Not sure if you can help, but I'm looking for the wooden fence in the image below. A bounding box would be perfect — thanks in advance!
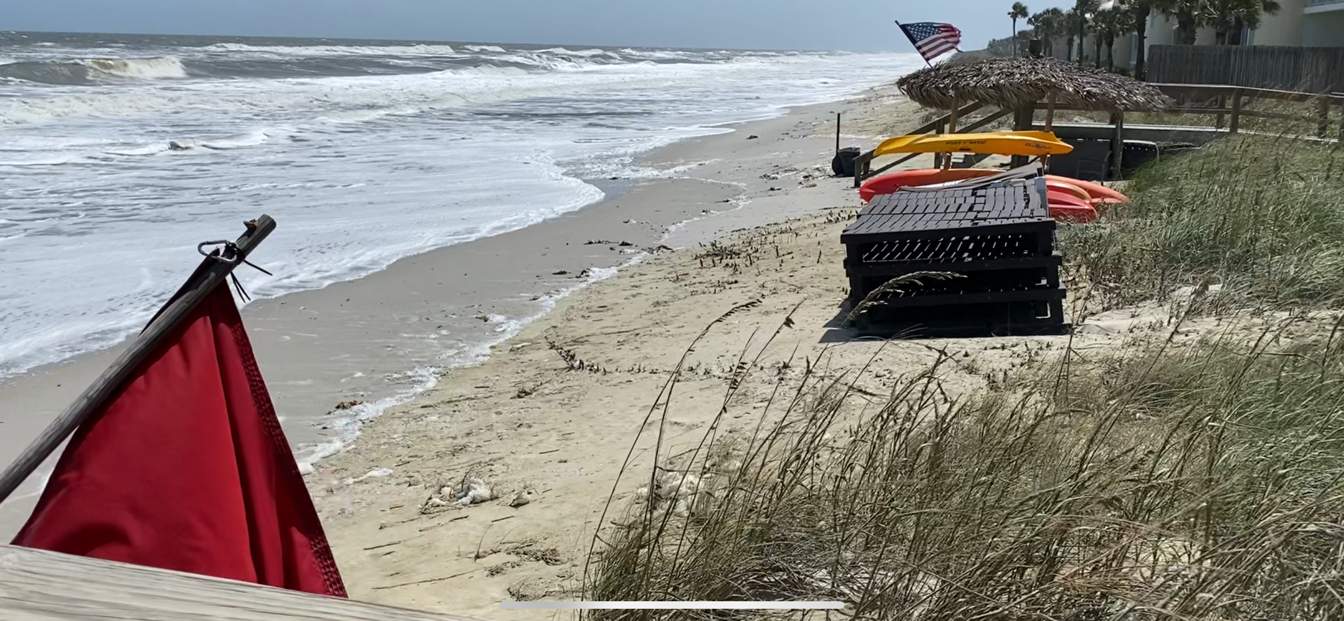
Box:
[1147,45,1344,94]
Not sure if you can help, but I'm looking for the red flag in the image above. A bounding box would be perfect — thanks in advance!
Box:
[12,285,345,597]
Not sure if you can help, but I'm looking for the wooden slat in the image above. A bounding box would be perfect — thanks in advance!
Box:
[0,544,480,621]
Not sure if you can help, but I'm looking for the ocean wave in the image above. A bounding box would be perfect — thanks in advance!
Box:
[0,56,187,84]
[464,44,507,53]
[200,128,272,149]
[534,47,618,58]
[202,42,460,57]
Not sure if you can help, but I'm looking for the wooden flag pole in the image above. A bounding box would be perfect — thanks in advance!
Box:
[0,215,277,504]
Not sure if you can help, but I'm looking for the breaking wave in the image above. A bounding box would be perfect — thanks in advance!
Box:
[0,56,187,84]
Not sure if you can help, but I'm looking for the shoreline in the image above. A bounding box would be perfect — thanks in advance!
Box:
[0,86,914,538]
[303,86,934,618]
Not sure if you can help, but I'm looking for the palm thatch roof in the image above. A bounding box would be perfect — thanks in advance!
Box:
[897,57,1168,112]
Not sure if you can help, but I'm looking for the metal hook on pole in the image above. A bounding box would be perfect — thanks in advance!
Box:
[0,215,277,504]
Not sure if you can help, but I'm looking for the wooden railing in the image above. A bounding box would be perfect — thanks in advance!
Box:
[853,102,1008,187]
[853,83,1343,185]
[0,543,481,620]
[1151,83,1344,138]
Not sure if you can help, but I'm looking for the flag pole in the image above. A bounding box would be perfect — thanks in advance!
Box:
[0,215,277,504]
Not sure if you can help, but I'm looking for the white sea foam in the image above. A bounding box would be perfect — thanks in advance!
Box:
[202,42,461,57]
[200,128,273,150]
[295,365,441,475]
[83,56,187,80]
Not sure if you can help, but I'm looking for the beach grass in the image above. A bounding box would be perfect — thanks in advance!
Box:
[583,315,1344,619]
[1060,135,1344,311]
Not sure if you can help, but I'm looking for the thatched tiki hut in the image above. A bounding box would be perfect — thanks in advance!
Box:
[889,57,1168,176]
[896,57,1168,116]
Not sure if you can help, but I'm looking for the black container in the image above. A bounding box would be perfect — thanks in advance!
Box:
[832,147,861,177]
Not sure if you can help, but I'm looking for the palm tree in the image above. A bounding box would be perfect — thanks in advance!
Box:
[1009,2,1030,56]
[1029,7,1068,57]
[1125,0,1167,80]
[1028,11,1048,56]
[1092,6,1136,69]
[1208,0,1281,44]
[1070,1,1099,65]
[1160,0,1203,45]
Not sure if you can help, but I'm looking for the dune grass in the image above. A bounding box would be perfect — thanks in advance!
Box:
[581,130,1344,618]
[1060,136,1344,311]
[584,314,1344,619]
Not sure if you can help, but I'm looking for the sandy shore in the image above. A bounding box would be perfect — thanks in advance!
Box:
[295,88,1179,618]
[0,82,1172,619]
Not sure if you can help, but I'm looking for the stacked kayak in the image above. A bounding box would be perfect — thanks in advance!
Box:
[872,130,1074,158]
[859,168,1130,224]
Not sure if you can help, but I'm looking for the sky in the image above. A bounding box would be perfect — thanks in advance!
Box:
[3,0,1071,52]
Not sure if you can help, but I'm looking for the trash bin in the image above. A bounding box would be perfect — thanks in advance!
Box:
[832,147,861,178]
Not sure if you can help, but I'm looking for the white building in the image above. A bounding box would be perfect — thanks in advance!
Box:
[1261,0,1344,47]
[1057,0,1344,72]
[1137,0,1344,59]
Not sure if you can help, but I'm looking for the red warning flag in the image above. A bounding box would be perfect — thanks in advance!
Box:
[12,285,345,597]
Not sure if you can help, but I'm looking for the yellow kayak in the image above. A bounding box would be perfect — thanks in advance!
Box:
[873,130,1073,157]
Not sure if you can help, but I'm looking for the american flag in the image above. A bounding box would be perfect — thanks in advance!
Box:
[898,22,962,63]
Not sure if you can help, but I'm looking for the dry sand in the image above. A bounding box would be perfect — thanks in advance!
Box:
[302,88,1177,619]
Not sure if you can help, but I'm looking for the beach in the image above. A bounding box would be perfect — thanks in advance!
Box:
[0,34,921,536]
[294,89,1167,618]
[0,70,1174,616]
[1,71,946,603]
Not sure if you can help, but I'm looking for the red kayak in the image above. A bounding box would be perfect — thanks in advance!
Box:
[1047,190,1098,223]
[859,168,1107,224]
[857,168,998,202]
[862,169,1130,202]
[1054,177,1129,204]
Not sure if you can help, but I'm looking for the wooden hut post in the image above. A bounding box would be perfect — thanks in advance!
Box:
[1011,103,1036,168]
[940,103,960,170]
[1042,92,1057,173]
[1229,88,1243,134]
[1109,111,1125,180]
[1316,96,1330,139]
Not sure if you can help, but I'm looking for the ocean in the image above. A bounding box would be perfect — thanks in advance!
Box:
[0,31,920,377]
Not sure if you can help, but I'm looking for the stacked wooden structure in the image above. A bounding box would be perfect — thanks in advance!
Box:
[842,166,1067,337]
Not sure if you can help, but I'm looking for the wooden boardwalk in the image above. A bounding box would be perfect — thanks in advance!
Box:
[0,544,480,621]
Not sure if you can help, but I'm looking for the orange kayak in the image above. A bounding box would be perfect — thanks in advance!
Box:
[1050,177,1130,204]
[1046,178,1091,202]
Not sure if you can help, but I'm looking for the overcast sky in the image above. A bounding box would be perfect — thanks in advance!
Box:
[4,0,1071,51]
